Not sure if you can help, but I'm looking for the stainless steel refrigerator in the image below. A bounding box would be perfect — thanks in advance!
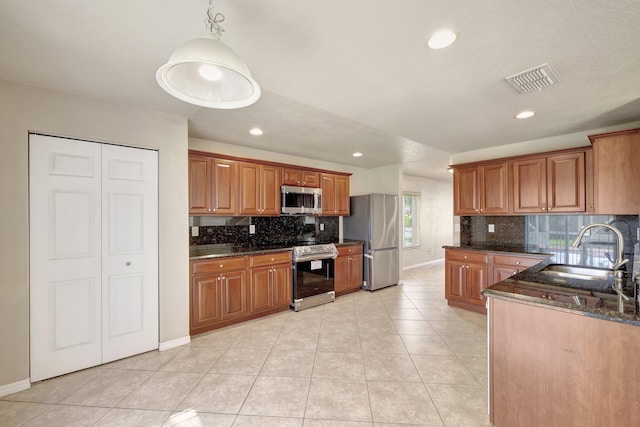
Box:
[343,194,400,291]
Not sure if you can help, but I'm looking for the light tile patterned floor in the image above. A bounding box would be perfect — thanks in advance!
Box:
[1,262,491,426]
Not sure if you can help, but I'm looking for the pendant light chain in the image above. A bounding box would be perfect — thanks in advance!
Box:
[205,0,225,40]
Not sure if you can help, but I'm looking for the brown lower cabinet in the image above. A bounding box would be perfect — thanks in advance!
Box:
[335,244,363,295]
[190,252,292,335]
[445,249,547,314]
[488,297,640,427]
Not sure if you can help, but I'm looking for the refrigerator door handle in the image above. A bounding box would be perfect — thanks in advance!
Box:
[364,254,373,259]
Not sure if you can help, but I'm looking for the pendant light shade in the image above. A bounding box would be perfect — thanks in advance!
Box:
[156,37,260,109]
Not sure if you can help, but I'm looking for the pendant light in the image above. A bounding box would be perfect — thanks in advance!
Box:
[156,1,260,109]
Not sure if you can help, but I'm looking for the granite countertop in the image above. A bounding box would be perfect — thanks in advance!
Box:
[190,239,365,261]
[482,256,640,327]
[443,243,552,257]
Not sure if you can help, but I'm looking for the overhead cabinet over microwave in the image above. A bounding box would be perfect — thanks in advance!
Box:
[188,150,351,216]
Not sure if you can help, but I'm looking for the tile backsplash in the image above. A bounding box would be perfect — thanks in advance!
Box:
[461,214,640,270]
[189,216,339,246]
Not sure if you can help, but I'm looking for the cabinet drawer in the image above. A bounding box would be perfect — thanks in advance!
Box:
[493,255,544,268]
[250,251,292,267]
[446,250,488,264]
[337,245,363,256]
[192,256,248,275]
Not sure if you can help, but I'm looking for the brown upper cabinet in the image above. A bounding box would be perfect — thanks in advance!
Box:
[189,155,237,215]
[513,151,586,213]
[452,147,591,216]
[453,161,509,215]
[238,162,281,216]
[321,173,350,216]
[589,128,640,214]
[282,167,320,188]
[189,150,351,216]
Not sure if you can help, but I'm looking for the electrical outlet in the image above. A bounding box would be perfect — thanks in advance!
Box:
[249,224,256,234]
[488,224,495,233]
[191,226,199,237]
[320,223,325,231]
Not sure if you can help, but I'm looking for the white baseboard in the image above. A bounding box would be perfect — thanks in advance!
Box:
[403,258,445,271]
[0,378,31,397]
[159,335,190,351]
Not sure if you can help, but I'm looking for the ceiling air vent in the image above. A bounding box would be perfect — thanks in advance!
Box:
[505,63,559,93]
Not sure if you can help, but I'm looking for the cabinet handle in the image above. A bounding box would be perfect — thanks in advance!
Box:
[125,261,131,266]
[207,208,211,212]
[541,207,546,211]
[219,264,224,268]
[516,261,520,265]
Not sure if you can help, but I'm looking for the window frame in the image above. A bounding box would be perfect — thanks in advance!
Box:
[402,192,420,249]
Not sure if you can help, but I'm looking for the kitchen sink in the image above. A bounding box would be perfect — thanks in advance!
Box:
[539,264,614,281]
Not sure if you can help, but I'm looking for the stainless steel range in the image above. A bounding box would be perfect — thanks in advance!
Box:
[291,243,338,311]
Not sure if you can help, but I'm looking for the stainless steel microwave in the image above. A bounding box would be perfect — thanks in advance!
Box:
[281,185,322,215]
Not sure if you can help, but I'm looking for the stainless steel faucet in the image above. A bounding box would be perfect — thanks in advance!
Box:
[571,223,629,312]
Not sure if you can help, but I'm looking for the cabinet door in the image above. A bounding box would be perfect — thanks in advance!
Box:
[260,165,281,215]
[321,174,335,214]
[513,157,547,213]
[334,255,350,293]
[547,152,585,212]
[301,171,320,187]
[453,166,479,215]
[334,175,350,215]
[250,266,273,314]
[189,156,212,214]
[272,263,292,307]
[466,263,488,306]
[212,158,237,214]
[493,266,518,284]
[445,260,466,302]
[349,254,363,290]
[480,162,509,214]
[591,129,640,214]
[221,270,247,320]
[282,167,302,186]
[191,275,222,330]
[238,162,260,215]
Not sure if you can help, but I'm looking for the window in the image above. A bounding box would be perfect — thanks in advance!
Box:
[403,193,420,248]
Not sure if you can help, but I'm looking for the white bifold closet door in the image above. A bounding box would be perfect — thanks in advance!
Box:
[29,134,158,382]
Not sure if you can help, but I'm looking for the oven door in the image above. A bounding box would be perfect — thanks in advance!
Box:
[293,258,335,299]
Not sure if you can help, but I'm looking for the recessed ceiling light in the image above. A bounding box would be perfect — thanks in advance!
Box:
[249,128,263,136]
[515,111,535,119]
[352,152,363,157]
[427,30,457,49]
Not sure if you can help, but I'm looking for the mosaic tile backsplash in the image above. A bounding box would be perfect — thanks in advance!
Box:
[189,216,339,247]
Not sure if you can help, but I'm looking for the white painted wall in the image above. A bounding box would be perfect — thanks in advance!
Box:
[401,175,454,269]
[0,79,189,390]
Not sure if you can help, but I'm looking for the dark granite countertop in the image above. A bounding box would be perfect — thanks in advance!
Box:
[482,256,640,327]
[443,243,552,257]
[190,240,365,261]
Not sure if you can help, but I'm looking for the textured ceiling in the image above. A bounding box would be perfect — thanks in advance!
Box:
[1,0,639,181]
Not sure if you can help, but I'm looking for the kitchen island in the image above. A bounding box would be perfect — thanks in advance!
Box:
[483,258,640,427]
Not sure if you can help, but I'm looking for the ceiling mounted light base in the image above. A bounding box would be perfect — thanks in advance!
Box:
[505,63,559,94]
[156,37,260,109]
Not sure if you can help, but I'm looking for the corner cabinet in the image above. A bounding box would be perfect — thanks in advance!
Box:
[589,127,640,214]
[445,249,489,313]
[238,162,281,216]
[453,161,509,215]
[321,173,350,216]
[188,155,237,215]
[335,244,363,295]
